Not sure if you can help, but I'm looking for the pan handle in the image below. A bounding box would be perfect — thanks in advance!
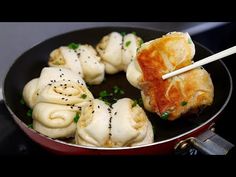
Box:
[175,130,234,155]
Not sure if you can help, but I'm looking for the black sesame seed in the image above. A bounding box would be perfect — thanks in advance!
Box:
[62,98,65,100]
[89,105,92,107]
[66,104,70,106]
[54,80,56,82]
[98,105,100,109]
[92,111,95,114]
[114,112,117,115]
[59,69,62,71]
[77,53,81,57]
[71,106,73,109]
[48,84,52,86]
[109,133,112,136]
[50,80,53,82]
[59,93,62,94]
[60,84,63,86]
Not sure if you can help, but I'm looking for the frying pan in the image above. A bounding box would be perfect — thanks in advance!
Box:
[2,26,234,155]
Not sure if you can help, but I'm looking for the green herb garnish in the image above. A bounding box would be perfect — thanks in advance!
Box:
[104,100,111,106]
[112,86,125,95]
[139,39,144,46]
[132,98,143,107]
[68,42,80,50]
[132,100,138,107]
[181,101,188,106]
[132,31,137,35]
[120,32,126,36]
[26,109,33,117]
[80,94,87,99]
[54,61,61,65]
[125,40,131,47]
[188,38,192,44]
[161,111,169,120]
[99,90,110,98]
[138,98,143,106]
[28,123,33,129]
[20,98,25,105]
[73,113,80,123]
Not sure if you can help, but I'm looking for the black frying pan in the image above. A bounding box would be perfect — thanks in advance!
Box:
[2,27,233,155]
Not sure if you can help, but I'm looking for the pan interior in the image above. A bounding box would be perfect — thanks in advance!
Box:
[3,27,232,143]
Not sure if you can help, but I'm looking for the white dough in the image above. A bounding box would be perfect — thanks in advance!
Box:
[75,99,110,147]
[97,32,142,74]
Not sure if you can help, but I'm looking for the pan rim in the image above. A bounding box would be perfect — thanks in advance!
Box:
[2,26,233,151]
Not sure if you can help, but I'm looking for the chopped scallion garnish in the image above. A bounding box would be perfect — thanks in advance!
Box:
[68,42,80,50]
[73,113,80,123]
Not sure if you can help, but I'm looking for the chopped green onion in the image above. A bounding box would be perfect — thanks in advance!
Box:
[113,86,119,94]
[112,86,125,95]
[125,41,131,47]
[68,43,80,50]
[120,32,126,36]
[26,109,33,117]
[139,39,144,46]
[54,61,61,65]
[73,113,80,123]
[99,90,110,98]
[188,38,192,44]
[28,123,33,129]
[120,90,125,95]
[80,94,87,99]
[161,111,169,120]
[181,101,188,106]
[132,100,138,107]
[138,98,143,106]
[20,98,25,105]
[132,31,137,35]
[104,100,111,106]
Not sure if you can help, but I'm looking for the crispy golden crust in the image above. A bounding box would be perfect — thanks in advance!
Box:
[137,32,214,120]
